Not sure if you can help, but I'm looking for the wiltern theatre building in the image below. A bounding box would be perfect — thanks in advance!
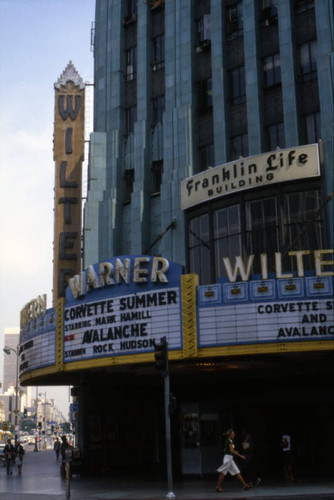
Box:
[19,0,333,479]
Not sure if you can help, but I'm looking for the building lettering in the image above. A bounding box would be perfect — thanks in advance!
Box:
[68,257,170,298]
[64,348,86,359]
[53,63,84,301]
[277,326,333,337]
[20,295,47,328]
[82,323,148,344]
[181,145,320,209]
[223,249,333,283]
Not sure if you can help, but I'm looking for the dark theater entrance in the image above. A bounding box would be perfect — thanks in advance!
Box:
[77,349,333,480]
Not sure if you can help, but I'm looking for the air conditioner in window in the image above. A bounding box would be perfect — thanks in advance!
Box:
[151,160,163,170]
[228,6,238,23]
[152,62,164,71]
[126,65,134,80]
[123,14,136,25]
[151,0,164,10]
[199,39,211,50]
[123,169,134,180]
[262,5,278,23]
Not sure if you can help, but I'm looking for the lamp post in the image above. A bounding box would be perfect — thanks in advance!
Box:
[39,392,47,449]
[3,345,20,447]
[34,386,39,452]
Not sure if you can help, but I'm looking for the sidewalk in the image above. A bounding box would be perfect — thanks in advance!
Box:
[0,449,333,500]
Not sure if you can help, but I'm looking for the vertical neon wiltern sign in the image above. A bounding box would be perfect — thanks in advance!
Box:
[53,62,85,303]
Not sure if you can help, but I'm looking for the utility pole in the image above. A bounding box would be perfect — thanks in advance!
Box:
[154,337,175,499]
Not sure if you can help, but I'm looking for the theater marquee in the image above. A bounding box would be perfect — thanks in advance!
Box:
[19,297,56,377]
[63,256,183,361]
[181,144,320,209]
[197,250,334,347]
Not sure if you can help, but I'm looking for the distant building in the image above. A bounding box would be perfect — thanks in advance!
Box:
[3,327,19,393]
[2,327,30,424]
[0,388,30,427]
[31,397,66,426]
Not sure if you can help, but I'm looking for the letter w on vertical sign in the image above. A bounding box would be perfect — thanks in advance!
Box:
[58,95,81,121]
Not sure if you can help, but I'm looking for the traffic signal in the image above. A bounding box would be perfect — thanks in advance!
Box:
[51,425,54,433]
[154,336,168,375]
[23,408,27,418]
[38,422,42,429]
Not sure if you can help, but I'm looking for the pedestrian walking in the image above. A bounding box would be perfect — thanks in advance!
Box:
[4,438,16,476]
[15,441,25,475]
[54,438,61,461]
[60,435,71,478]
[216,429,251,492]
[281,432,294,480]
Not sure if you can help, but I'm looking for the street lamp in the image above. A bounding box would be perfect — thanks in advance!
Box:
[34,387,39,452]
[39,392,47,449]
[3,345,20,446]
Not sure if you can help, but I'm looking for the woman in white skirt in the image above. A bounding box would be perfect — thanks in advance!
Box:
[216,429,250,492]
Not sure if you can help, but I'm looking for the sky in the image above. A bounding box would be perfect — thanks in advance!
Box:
[0,0,95,417]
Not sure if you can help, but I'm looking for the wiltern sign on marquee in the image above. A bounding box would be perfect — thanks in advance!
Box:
[197,249,334,347]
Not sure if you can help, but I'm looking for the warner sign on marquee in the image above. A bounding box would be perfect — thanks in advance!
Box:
[63,256,183,361]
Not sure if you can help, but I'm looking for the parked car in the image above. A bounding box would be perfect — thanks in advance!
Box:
[27,436,36,445]
[0,443,6,467]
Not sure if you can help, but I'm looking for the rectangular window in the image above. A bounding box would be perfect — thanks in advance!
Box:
[198,144,214,172]
[261,0,278,23]
[123,169,134,203]
[188,215,211,285]
[263,53,281,87]
[152,35,165,70]
[126,47,137,81]
[126,106,137,135]
[231,134,249,160]
[230,66,246,104]
[214,205,242,279]
[266,123,285,150]
[283,190,323,270]
[197,13,211,44]
[151,160,163,195]
[262,0,278,8]
[152,96,165,127]
[198,78,213,113]
[246,197,279,273]
[124,0,137,22]
[226,2,243,37]
[294,0,314,13]
[299,40,317,80]
[304,112,321,144]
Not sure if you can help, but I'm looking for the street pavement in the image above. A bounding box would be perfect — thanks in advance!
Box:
[0,449,333,500]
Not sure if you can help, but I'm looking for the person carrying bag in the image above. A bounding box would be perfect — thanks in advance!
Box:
[4,438,16,475]
[216,429,250,492]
